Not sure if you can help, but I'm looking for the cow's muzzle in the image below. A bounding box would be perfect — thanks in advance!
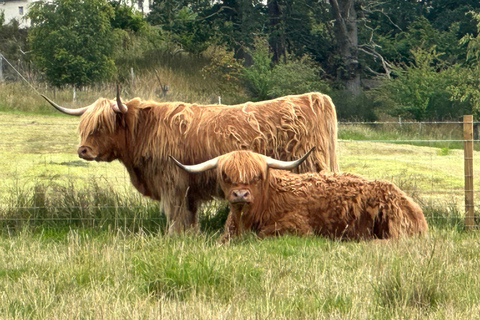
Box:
[77,146,96,161]
[228,189,251,204]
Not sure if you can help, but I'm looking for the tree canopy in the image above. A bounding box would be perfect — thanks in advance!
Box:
[28,0,116,88]
[19,0,480,119]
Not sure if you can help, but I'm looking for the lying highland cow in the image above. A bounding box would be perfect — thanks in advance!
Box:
[170,148,428,242]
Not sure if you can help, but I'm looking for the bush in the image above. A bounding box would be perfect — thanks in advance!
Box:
[331,90,378,121]
[240,38,329,101]
[371,47,467,121]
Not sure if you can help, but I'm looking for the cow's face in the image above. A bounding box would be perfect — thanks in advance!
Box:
[169,147,315,212]
[77,129,119,162]
[217,152,268,211]
[42,88,129,163]
[77,99,126,162]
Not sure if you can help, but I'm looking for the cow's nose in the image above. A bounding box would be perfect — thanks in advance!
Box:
[232,189,250,200]
[78,147,88,157]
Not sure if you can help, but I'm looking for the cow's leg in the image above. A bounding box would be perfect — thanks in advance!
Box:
[162,188,199,234]
[258,214,313,238]
[219,211,241,243]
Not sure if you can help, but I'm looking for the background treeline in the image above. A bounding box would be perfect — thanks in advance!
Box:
[2,0,480,121]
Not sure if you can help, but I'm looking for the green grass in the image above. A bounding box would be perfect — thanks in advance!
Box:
[339,122,480,151]
[1,92,480,318]
[1,229,480,319]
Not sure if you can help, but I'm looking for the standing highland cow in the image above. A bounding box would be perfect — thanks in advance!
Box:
[171,148,428,241]
[43,91,338,233]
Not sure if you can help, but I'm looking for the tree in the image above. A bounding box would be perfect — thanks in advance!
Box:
[240,38,328,101]
[110,1,146,33]
[450,11,480,117]
[266,0,326,63]
[208,0,266,62]
[147,0,217,55]
[0,10,28,67]
[28,0,116,88]
[328,0,361,96]
[372,47,467,120]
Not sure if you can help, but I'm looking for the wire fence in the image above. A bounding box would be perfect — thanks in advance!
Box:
[0,116,479,231]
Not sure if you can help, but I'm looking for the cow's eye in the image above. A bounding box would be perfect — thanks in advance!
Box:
[251,176,261,184]
[221,171,231,184]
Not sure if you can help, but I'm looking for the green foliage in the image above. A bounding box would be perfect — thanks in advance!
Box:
[449,11,480,117]
[169,7,211,54]
[332,91,377,121]
[209,0,266,56]
[372,47,468,120]
[201,46,244,96]
[240,38,328,101]
[28,0,116,88]
[112,23,163,70]
[240,39,274,100]
[268,55,329,98]
[363,2,479,70]
[0,15,29,81]
[109,1,146,32]
[147,0,215,55]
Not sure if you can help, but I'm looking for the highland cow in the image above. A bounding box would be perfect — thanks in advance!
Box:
[43,91,339,233]
[171,148,428,241]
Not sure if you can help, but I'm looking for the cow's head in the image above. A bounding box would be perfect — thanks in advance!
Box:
[170,148,315,210]
[42,86,129,162]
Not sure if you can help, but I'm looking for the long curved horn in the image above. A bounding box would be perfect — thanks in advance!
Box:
[41,94,89,116]
[266,147,316,170]
[116,84,128,114]
[169,155,219,173]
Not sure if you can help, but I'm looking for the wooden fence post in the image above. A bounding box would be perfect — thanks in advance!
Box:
[0,54,4,83]
[463,115,475,229]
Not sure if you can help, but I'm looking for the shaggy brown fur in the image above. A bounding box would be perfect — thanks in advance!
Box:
[212,151,428,242]
[74,93,338,233]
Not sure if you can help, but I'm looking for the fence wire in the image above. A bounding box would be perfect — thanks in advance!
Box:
[0,118,479,230]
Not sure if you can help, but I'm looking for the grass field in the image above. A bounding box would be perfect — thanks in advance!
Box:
[1,228,480,319]
[1,109,480,318]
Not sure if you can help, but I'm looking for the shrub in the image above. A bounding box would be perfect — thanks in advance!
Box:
[371,47,467,121]
[332,90,378,121]
[240,38,329,101]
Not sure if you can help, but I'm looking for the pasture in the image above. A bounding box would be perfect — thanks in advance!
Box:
[1,111,480,319]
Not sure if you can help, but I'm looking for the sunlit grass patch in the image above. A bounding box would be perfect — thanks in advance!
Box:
[338,140,477,212]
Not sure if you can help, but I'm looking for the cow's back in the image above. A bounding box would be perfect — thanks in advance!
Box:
[180,92,338,174]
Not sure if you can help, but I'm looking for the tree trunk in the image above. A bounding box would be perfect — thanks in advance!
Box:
[329,0,361,96]
[267,0,286,63]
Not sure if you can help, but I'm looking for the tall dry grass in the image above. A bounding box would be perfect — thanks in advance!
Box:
[0,49,247,114]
